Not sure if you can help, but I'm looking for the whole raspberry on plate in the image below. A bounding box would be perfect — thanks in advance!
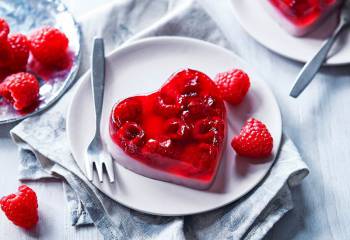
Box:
[215,69,250,105]
[7,33,30,72]
[0,185,39,229]
[29,26,69,67]
[0,72,40,111]
[232,118,273,158]
[0,18,10,40]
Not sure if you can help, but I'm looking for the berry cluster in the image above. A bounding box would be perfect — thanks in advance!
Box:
[214,68,273,158]
[0,18,69,111]
[110,69,226,178]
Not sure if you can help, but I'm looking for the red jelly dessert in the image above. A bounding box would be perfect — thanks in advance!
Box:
[263,0,342,36]
[108,69,226,189]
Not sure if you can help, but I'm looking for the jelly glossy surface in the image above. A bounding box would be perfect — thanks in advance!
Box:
[109,69,226,182]
[269,0,338,27]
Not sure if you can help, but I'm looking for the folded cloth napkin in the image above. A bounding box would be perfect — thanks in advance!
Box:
[10,0,309,239]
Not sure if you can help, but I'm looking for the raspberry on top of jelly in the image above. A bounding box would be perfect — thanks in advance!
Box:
[109,69,226,181]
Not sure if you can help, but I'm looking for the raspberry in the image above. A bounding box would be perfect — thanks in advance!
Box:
[155,93,182,118]
[164,118,190,140]
[181,76,202,96]
[0,69,10,82]
[183,143,217,171]
[7,33,30,72]
[0,38,12,68]
[116,122,145,154]
[111,98,142,129]
[0,185,38,229]
[0,72,40,110]
[232,118,273,158]
[215,69,250,105]
[29,26,69,67]
[0,18,9,40]
[142,137,175,159]
[165,69,214,97]
[192,118,225,144]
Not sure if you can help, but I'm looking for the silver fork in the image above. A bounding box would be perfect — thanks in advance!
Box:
[290,0,350,98]
[86,38,114,183]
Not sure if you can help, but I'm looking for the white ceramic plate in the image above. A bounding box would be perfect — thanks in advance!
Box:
[231,0,350,65]
[67,37,282,216]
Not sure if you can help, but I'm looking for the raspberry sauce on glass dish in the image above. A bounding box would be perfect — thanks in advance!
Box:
[107,69,227,190]
[263,0,343,36]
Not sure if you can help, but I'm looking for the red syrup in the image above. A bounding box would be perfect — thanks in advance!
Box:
[109,69,227,184]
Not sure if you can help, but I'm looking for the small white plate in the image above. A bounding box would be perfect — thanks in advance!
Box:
[67,37,282,216]
[231,0,350,65]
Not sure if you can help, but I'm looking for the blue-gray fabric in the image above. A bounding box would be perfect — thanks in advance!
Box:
[10,0,309,239]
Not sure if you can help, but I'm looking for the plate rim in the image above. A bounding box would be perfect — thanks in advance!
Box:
[67,36,282,216]
[0,0,82,125]
[230,0,349,66]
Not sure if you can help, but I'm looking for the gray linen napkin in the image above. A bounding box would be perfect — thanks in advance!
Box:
[10,0,309,239]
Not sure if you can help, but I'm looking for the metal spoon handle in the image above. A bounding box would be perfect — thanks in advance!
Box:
[91,38,105,136]
[290,23,346,98]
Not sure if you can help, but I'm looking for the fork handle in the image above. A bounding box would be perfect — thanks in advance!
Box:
[91,38,105,136]
[290,22,347,98]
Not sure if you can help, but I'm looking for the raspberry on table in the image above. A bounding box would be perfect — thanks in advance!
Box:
[7,33,30,72]
[215,69,250,105]
[0,185,39,229]
[0,72,40,111]
[29,26,69,67]
[232,118,273,158]
[0,18,10,40]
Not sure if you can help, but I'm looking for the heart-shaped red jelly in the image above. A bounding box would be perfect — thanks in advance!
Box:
[109,69,226,189]
[269,0,339,27]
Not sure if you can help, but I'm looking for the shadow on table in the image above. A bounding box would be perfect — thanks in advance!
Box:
[0,122,18,138]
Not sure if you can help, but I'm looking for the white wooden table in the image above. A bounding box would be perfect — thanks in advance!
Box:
[1,0,350,239]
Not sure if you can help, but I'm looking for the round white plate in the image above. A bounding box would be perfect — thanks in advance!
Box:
[67,37,282,216]
[231,0,350,65]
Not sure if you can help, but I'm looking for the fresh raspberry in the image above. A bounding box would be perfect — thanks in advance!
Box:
[29,26,69,67]
[164,118,190,140]
[232,118,273,158]
[0,18,10,40]
[0,38,12,68]
[0,72,40,111]
[0,185,38,229]
[7,33,30,72]
[215,69,250,105]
